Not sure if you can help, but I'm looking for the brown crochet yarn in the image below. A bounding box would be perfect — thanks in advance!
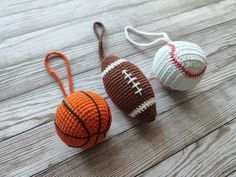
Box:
[93,22,156,122]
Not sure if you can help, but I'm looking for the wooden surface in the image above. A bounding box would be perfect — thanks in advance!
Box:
[0,0,236,176]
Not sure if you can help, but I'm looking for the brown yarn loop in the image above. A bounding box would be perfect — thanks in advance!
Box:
[93,22,106,61]
[44,52,74,98]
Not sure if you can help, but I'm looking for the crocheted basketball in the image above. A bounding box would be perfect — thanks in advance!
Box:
[55,91,112,148]
[94,22,156,122]
[152,41,207,91]
[44,52,112,149]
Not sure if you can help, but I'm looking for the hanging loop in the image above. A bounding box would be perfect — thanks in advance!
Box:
[44,52,74,98]
[93,22,106,61]
[93,22,105,42]
[124,26,171,47]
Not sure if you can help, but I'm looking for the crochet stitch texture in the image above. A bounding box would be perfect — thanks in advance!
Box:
[124,26,207,91]
[44,52,112,148]
[153,41,207,91]
[94,22,156,122]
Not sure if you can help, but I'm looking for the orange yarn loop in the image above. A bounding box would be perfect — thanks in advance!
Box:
[44,51,73,98]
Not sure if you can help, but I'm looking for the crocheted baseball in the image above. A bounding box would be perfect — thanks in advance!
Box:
[44,52,112,148]
[125,26,207,91]
[94,22,156,122]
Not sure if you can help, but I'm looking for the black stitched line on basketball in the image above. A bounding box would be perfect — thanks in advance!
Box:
[54,121,109,139]
[62,99,90,147]
[80,91,102,145]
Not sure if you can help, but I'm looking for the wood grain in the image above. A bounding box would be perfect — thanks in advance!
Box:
[0,0,235,142]
[37,76,236,177]
[0,0,155,40]
[1,67,236,176]
[0,0,235,176]
[0,0,214,67]
[138,119,236,177]
[0,0,68,18]
[0,29,235,141]
[0,43,235,176]
[0,0,232,101]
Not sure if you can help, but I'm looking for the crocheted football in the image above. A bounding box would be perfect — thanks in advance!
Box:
[153,41,207,91]
[94,22,156,122]
[124,26,207,91]
[45,52,112,148]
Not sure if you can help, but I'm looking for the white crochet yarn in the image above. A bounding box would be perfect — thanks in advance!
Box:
[101,58,127,77]
[122,69,142,96]
[124,26,207,91]
[153,41,207,90]
[129,97,156,118]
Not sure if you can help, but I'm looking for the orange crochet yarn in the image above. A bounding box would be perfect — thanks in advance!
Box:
[45,52,112,148]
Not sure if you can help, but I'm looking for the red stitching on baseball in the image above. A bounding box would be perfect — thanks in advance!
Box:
[167,44,206,78]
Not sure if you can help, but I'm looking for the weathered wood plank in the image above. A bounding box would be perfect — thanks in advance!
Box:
[0,0,215,67]
[0,45,236,176]
[1,32,236,175]
[138,119,236,177]
[1,63,236,177]
[0,15,235,141]
[0,1,235,176]
[0,0,233,102]
[0,0,68,18]
[0,0,155,40]
[0,100,134,177]
[0,0,222,42]
[0,17,235,145]
[36,76,236,177]
[1,41,235,177]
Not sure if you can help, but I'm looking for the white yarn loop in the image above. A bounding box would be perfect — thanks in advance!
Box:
[124,26,207,91]
[124,26,171,47]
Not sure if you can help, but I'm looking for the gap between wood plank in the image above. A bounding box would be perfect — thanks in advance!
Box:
[0,3,234,106]
[0,0,75,18]
[0,0,225,70]
[135,117,236,177]
[0,0,155,41]
[32,82,220,176]
[0,63,234,176]
[0,31,235,142]
[35,75,236,177]
[0,23,235,142]
[0,1,234,107]
[23,66,232,175]
[0,0,219,42]
[0,15,234,104]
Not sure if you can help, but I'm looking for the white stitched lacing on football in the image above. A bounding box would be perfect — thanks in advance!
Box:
[129,97,156,118]
[122,69,142,96]
[102,59,127,77]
